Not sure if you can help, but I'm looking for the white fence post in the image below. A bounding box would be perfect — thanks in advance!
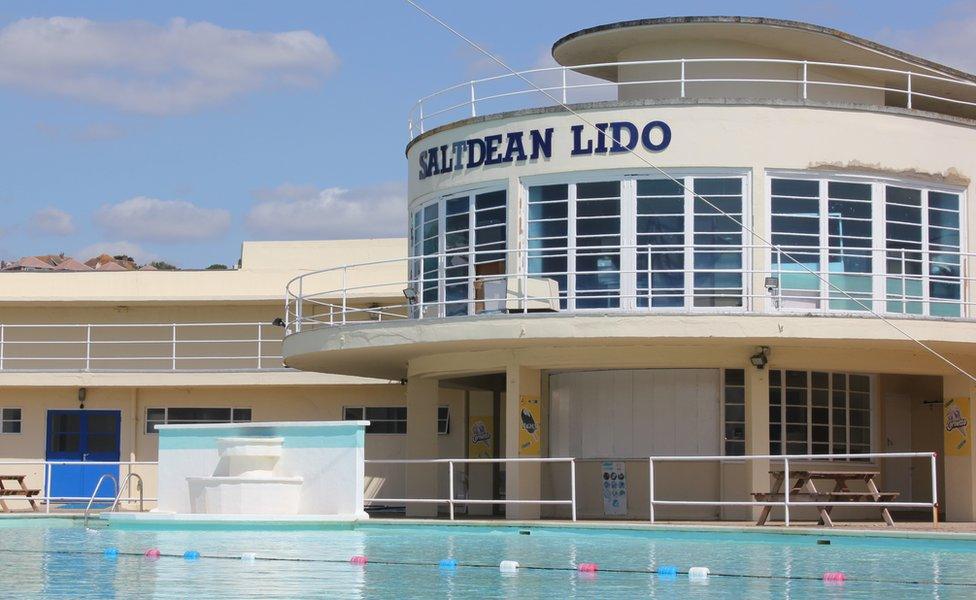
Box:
[680,59,686,98]
[85,324,92,371]
[256,323,263,370]
[802,61,808,99]
[0,323,4,371]
[648,457,655,523]
[44,462,51,514]
[783,456,791,527]
[449,460,455,521]
[931,453,939,524]
[469,82,477,117]
[171,324,177,371]
[570,458,577,522]
[561,67,568,104]
[907,72,913,109]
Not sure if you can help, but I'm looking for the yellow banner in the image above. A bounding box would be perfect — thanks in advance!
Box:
[468,415,493,459]
[519,394,541,457]
[944,398,971,457]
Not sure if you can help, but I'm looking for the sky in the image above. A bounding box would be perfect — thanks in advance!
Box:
[0,0,974,268]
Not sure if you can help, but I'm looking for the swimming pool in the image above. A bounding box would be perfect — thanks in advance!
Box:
[2,519,976,599]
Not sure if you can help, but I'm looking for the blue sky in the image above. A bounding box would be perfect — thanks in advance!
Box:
[0,0,972,267]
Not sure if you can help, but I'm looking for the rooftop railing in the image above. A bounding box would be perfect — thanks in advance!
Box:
[284,245,975,333]
[0,322,285,372]
[409,57,976,138]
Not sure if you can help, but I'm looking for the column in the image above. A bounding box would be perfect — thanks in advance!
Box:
[943,374,976,521]
[405,376,439,517]
[744,365,770,520]
[505,364,542,520]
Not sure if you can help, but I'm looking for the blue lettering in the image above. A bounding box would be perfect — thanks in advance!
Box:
[594,123,609,153]
[451,141,466,171]
[502,132,526,163]
[529,128,553,159]
[610,121,639,153]
[418,150,428,180]
[641,121,671,152]
[571,125,592,156]
[484,134,504,165]
[439,144,452,172]
[466,138,486,168]
[427,146,440,176]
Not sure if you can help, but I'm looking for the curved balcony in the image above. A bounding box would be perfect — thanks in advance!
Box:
[408,57,976,140]
[284,245,975,334]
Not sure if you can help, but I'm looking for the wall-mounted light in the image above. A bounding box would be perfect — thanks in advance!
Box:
[78,387,87,410]
[750,346,770,370]
[402,287,418,304]
[271,317,285,328]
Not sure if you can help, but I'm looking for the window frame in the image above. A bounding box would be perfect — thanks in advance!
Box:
[765,169,967,318]
[0,408,22,434]
[521,168,753,312]
[144,407,251,434]
[343,405,408,435]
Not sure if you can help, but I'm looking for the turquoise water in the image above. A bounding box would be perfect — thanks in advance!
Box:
[2,519,976,599]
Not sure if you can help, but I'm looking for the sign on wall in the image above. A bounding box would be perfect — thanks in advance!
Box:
[468,415,494,459]
[518,394,541,457]
[601,461,628,516]
[944,397,971,457]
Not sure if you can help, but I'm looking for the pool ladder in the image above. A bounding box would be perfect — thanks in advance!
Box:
[82,472,144,528]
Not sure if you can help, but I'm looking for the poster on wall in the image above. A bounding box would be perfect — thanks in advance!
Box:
[468,415,494,458]
[601,461,627,516]
[944,398,971,457]
[519,395,541,457]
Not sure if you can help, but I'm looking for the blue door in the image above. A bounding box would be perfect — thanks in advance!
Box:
[46,410,121,501]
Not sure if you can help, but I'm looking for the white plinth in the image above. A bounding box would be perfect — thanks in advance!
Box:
[187,476,304,515]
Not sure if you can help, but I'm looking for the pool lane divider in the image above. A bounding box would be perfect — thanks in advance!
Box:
[0,547,969,588]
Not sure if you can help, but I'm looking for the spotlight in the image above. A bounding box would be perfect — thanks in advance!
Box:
[271,317,285,328]
[402,287,418,304]
[78,387,87,410]
[749,346,770,370]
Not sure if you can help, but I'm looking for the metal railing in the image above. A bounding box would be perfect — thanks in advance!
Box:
[0,322,285,372]
[409,57,976,137]
[0,460,157,512]
[364,457,577,521]
[648,451,938,525]
[285,245,974,333]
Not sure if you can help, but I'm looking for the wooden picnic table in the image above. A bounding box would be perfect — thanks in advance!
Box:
[0,475,40,513]
[753,469,897,527]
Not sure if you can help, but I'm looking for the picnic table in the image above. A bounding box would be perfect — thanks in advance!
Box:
[0,475,40,513]
[753,469,897,527]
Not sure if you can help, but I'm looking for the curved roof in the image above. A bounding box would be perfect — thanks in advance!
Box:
[551,16,976,84]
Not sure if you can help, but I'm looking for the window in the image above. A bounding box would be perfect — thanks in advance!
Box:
[145,407,251,434]
[770,176,963,317]
[528,174,747,310]
[437,406,451,435]
[409,189,508,317]
[343,406,407,434]
[723,369,745,455]
[1,408,21,434]
[768,370,871,456]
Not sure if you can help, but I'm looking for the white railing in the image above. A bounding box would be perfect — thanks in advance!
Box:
[285,245,975,333]
[364,457,577,521]
[0,460,157,513]
[409,57,976,137]
[648,451,938,525]
[0,322,285,372]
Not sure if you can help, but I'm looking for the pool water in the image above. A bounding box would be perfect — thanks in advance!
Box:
[2,519,976,599]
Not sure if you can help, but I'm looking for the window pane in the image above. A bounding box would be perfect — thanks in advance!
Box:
[233,409,252,423]
[343,407,364,420]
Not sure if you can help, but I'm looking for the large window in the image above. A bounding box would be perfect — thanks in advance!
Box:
[527,175,747,310]
[410,189,507,317]
[145,407,251,434]
[770,176,963,316]
[343,406,407,434]
[722,369,745,455]
[768,370,871,456]
[1,408,21,434]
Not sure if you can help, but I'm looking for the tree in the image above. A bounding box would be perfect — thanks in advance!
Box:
[206,263,228,270]
[150,261,178,271]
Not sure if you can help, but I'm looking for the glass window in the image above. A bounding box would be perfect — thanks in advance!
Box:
[344,406,408,434]
[767,370,872,457]
[0,408,21,434]
[410,189,508,317]
[437,406,451,435]
[723,369,745,455]
[145,407,250,434]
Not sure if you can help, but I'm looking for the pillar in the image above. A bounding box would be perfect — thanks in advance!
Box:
[942,374,976,521]
[467,390,495,516]
[405,375,439,517]
[744,365,770,520]
[505,364,542,520]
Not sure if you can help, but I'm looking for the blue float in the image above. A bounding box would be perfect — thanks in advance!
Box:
[657,565,677,578]
[103,548,119,559]
[183,550,200,560]
[438,558,458,570]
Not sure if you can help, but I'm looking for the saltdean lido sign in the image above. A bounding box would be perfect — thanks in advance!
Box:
[417,120,671,180]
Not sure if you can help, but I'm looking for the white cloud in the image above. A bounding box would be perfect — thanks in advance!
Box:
[75,240,157,263]
[0,17,337,115]
[94,196,231,242]
[876,4,976,72]
[30,207,75,236]
[245,182,405,240]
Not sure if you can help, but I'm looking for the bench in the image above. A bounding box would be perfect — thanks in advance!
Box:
[0,475,40,512]
[754,469,898,526]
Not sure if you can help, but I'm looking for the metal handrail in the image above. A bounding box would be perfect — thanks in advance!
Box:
[83,474,118,528]
[110,472,144,513]
[408,56,976,136]
[285,244,975,332]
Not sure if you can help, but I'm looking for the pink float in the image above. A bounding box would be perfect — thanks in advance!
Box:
[144,548,161,560]
[823,572,846,583]
[349,555,368,565]
[577,563,598,572]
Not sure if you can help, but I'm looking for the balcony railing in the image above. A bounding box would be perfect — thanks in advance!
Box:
[409,57,976,137]
[0,322,285,372]
[284,245,975,333]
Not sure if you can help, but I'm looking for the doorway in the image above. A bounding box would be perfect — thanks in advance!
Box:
[45,410,121,500]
